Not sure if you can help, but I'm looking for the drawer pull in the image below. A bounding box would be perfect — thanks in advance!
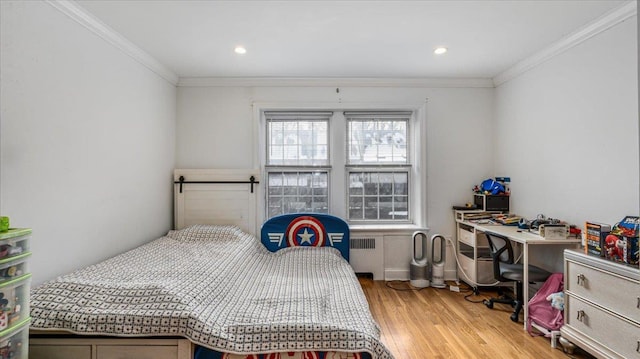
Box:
[637,340,639,353]
[637,297,639,309]
[576,310,586,322]
[576,274,586,286]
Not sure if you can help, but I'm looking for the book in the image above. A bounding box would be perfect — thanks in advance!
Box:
[585,221,611,257]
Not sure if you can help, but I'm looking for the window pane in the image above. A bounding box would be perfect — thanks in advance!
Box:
[267,171,329,217]
[267,119,329,166]
[379,173,393,195]
[379,196,393,220]
[394,173,408,195]
[364,197,379,220]
[348,171,410,221]
[347,117,409,165]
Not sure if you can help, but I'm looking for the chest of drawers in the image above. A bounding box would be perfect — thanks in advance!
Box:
[561,249,640,358]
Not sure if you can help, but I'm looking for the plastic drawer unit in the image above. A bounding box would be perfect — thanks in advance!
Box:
[0,229,30,262]
[0,253,31,284]
[0,318,30,359]
[0,274,30,333]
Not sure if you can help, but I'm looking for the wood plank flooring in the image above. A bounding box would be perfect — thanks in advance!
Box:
[359,279,595,359]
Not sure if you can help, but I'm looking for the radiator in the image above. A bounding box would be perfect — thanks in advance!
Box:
[349,236,384,280]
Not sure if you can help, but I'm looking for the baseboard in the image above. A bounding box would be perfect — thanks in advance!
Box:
[384,268,458,282]
[384,269,409,281]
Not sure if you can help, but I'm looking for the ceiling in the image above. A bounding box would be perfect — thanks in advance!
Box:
[75,0,628,80]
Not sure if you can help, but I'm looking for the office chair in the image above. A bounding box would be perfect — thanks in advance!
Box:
[483,233,551,322]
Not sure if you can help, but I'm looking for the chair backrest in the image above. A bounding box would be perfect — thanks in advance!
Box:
[484,233,515,280]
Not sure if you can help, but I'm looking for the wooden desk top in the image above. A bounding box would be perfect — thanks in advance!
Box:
[463,221,582,245]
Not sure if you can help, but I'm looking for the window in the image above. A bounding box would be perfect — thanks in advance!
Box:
[345,112,411,222]
[265,112,331,218]
[263,110,416,224]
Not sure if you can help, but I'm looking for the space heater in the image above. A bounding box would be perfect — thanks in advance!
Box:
[410,231,430,288]
[430,234,447,288]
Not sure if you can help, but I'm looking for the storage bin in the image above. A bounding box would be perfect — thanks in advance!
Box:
[0,274,30,333]
[0,318,30,359]
[0,229,30,262]
[0,254,30,284]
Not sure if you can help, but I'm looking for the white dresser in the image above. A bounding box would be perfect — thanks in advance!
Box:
[561,249,640,359]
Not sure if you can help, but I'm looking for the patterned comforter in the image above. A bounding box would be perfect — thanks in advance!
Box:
[30,225,393,358]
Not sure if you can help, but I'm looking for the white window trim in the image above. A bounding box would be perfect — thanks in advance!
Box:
[253,101,428,230]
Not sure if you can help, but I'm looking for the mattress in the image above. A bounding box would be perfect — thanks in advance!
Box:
[30,225,392,358]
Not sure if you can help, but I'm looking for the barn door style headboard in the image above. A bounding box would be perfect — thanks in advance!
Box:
[173,169,260,235]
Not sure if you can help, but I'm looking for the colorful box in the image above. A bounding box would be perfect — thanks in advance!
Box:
[604,216,639,266]
[585,222,611,257]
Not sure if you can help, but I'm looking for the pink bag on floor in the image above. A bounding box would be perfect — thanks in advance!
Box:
[527,272,564,335]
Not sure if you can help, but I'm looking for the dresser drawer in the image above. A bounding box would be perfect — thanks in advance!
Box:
[566,259,640,323]
[565,294,640,359]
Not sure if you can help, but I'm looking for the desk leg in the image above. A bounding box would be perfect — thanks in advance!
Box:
[522,243,529,330]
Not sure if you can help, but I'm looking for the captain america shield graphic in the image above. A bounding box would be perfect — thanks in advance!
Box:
[285,216,326,248]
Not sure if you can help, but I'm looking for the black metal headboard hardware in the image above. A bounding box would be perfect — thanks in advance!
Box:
[174,175,259,193]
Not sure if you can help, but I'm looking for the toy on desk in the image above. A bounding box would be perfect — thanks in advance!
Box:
[569,225,582,239]
[475,178,507,195]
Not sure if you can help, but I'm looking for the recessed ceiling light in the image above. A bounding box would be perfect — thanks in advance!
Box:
[434,47,448,55]
[234,46,247,55]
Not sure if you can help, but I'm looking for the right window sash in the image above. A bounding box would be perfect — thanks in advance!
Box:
[345,111,412,223]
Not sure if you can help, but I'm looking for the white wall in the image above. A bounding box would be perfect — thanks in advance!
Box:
[0,1,177,285]
[494,16,638,232]
[177,85,495,277]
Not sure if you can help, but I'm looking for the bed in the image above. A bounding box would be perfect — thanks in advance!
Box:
[29,213,393,359]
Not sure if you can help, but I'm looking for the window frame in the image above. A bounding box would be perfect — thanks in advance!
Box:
[256,103,427,229]
[344,111,413,224]
[264,111,333,218]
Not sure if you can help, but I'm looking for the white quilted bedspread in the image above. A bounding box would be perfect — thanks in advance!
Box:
[30,225,393,358]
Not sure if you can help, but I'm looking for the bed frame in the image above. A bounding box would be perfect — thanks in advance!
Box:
[30,333,193,359]
[30,170,360,359]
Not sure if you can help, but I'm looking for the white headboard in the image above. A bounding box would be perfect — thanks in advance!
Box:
[174,169,260,235]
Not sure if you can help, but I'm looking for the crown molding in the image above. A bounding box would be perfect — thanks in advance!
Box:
[46,0,179,85]
[177,77,495,88]
[493,0,637,87]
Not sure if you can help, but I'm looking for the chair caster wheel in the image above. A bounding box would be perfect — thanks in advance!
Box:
[510,313,519,322]
[484,300,493,309]
[559,337,575,354]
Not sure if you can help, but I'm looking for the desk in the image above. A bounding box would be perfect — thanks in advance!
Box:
[456,217,581,329]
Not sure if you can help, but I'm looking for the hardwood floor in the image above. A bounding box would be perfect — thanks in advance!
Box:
[359,279,595,359]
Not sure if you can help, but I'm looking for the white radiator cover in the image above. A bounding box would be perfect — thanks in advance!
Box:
[349,235,384,280]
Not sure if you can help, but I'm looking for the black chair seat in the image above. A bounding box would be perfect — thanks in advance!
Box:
[500,263,551,282]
